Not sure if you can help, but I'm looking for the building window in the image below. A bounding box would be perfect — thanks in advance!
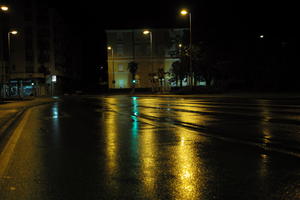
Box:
[116,44,124,56]
[25,65,34,73]
[38,51,50,63]
[24,10,33,21]
[116,32,123,41]
[25,49,34,61]
[23,0,33,9]
[118,80,125,88]
[118,64,124,72]
[37,27,50,39]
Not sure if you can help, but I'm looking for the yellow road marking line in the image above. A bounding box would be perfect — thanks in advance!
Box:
[0,109,32,177]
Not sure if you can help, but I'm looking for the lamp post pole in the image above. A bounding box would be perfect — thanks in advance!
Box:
[180,9,193,86]
[143,30,154,92]
[0,5,9,98]
[8,30,18,97]
[189,12,192,86]
[107,46,115,88]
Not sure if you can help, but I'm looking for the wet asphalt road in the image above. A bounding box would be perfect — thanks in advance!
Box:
[1,95,300,200]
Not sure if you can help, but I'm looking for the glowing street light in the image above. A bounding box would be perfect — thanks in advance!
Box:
[10,30,18,35]
[143,30,150,35]
[180,9,188,16]
[0,5,9,11]
[107,46,115,88]
[180,8,193,86]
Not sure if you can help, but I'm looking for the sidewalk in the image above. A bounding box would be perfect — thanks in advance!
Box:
[0,97,57,139]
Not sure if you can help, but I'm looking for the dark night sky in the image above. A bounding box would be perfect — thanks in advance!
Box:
[46,0,297,87]
[49,0,297,56]
[51,0,297,34]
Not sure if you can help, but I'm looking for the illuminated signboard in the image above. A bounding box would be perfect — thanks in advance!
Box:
[52,75,57,82]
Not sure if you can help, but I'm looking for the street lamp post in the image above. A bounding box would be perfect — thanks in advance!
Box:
[180,9,193,86]
[8,30,18,97]
[107,46,115,88]
[143,30,154,91]
[8,30,18,58]
[0,5,9,98]
[143,30,153,73]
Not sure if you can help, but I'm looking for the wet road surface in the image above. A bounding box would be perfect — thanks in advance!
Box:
[1,95,300,199]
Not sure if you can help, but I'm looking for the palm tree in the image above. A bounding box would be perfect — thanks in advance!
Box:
[128,61,138,93]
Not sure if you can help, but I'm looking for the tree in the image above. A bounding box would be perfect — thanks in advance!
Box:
[128,61,138,81]
[171,59,188,87]
[191,42,222,87]
[128,61,138,93]
[169,42,190,87]
[157,68,167,92]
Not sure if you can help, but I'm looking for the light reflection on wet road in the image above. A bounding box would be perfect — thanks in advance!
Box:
[1,95,300,200]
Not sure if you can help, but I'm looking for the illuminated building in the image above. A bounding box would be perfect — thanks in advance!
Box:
[106,29,187,90]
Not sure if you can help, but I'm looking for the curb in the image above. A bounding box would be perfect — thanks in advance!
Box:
[0,100,57,154]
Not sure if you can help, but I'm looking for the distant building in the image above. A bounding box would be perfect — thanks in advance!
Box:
[106,29,187,90]
[1,0,82,97]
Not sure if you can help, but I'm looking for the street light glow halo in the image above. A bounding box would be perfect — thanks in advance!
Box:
[10,30,18,35]
[180,9,189,16]
[107,46,112,50]
[1,5,9,11]
[143,30,150,35]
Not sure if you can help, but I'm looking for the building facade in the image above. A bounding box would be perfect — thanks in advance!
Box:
[106,29,187,90]
[1,0,82,98]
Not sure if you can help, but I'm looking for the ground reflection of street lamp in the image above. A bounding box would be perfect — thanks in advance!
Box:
[180,9,192,86]
[107,46,115,88]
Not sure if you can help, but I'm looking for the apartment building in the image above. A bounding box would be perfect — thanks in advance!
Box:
[106,29,186,90]
[1,0,82,97]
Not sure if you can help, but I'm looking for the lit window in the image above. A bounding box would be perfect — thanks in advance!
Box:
[118,64,124,72]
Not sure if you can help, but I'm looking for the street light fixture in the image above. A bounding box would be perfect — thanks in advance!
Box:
[10,30,18,35]
[180,8,193,86]
[107,46,115,88]
[0,5,9,11]
[180,9,188,15]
